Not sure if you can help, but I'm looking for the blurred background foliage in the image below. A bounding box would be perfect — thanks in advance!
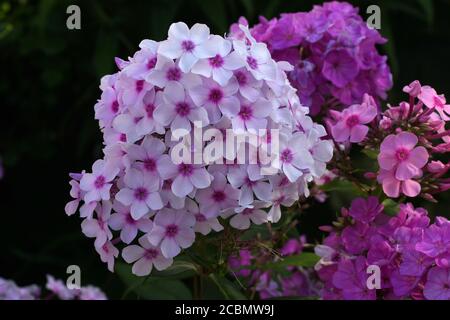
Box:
[0,0,449,299]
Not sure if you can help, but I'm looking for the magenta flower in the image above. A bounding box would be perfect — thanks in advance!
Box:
[348,196,383,223]
[331,99,377,143]
[115,168,163,220]
[423,267,450,300]
[322,50,359,88]
[122,235,173,276]
[378,132,429,180]
[415,224,450,258]
[147,209,195,258]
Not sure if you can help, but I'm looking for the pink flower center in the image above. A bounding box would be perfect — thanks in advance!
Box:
[346,115,360,128]
[246,56,258,70]
[208,88,223,104]
[395,148,410,161]
[146,57,157,70]
[144,158,156,172]
[145,248,159,259]
[111,101,119,113]
[280,149,293,163]
[94,175,106,189]
[235,71,247,86]
[119,134,127,142]
[134,187,148,201]
[212,190,226,202]
[162,179,172,190]
[165,224,179,237]
[178,163,193,176]
[166,67,181,81]
[136,80,145,93]
[242,208,254,216]
[238,105,253,121]
[175,102,191,117]
[209,54,224,68]
[145,103,155,119]
[195,213,206,222]
[181,40,195,53]
[245,177,256,187]
[125,213,136,225]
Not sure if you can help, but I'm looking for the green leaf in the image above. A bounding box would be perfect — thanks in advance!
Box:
[264,252,320,270]
[116,262,192,299]
[382,198,399,216]
[320,179,364,196]
[416,0,434,27]
[362,148,378,160]
[208,274,247,300]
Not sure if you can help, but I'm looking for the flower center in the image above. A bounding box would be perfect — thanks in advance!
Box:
[145,248,159,259]
[165,224,179,237]
[178,163,193,176]
[181,40,195,53]
[246,56,258,70]
[195,213,206,222]
[134,187,148,201]
[94,175,106,189]
[395,148,410,161]
[175,102,191,117]
[136,80,145,93]
[280,149,294,163]
[111,101,119,113]
[242,208,254,216]
[145,103,155,119]
[212,190,226,202]
[119,134,127,142]
[146,57,157,70]
[144,158,156,172]
[235,71,247,86]
[209,54,224,68]
[208,88,223,104]
[239,105,253,121]
[166,67,181,81]
[346,115,360,127]
[245,177,256,187]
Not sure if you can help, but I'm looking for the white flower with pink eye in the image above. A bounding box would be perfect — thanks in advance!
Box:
[148,208,196,258]
[191,35,245,86]
[117,75,152,108]
[230,201,269,230]
[277,132,315,183]
[227,165,272,206]
[196,173,240,218]
[234,68,262,102]
[189,77,240,124]
[80,160,119,203]
[157,154,212,198]
[94,86,121,128]
[158,22,215,72]
[231,97,273,135]
[160,179,185,209]
[185,199,223,235]
[154,82,209,138]
[127,136,166,186]
[95,240,119,272]
[109,200,153,244]
[146,56,201,89]
[123,39,159,80]
[122,235,173,276]
[233,32,276,81]
[115,168,163,220]
[81,201,113,249]
[113,89,165,141]
[267,176,299,223]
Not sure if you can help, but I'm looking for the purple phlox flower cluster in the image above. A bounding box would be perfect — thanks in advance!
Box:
[316,197,450,300]
[229,1,393,115]
[229,236,319,299]
[0,275,106,300]
[66,22,333,276]
[375,81,450,199]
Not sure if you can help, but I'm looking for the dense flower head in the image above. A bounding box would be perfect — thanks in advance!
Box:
[0,275,106,300]
[229,1,393,115]
[66,22,333,276]
[316,197,450,300]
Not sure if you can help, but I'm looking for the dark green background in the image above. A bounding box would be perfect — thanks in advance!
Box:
[1,0,449,298]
